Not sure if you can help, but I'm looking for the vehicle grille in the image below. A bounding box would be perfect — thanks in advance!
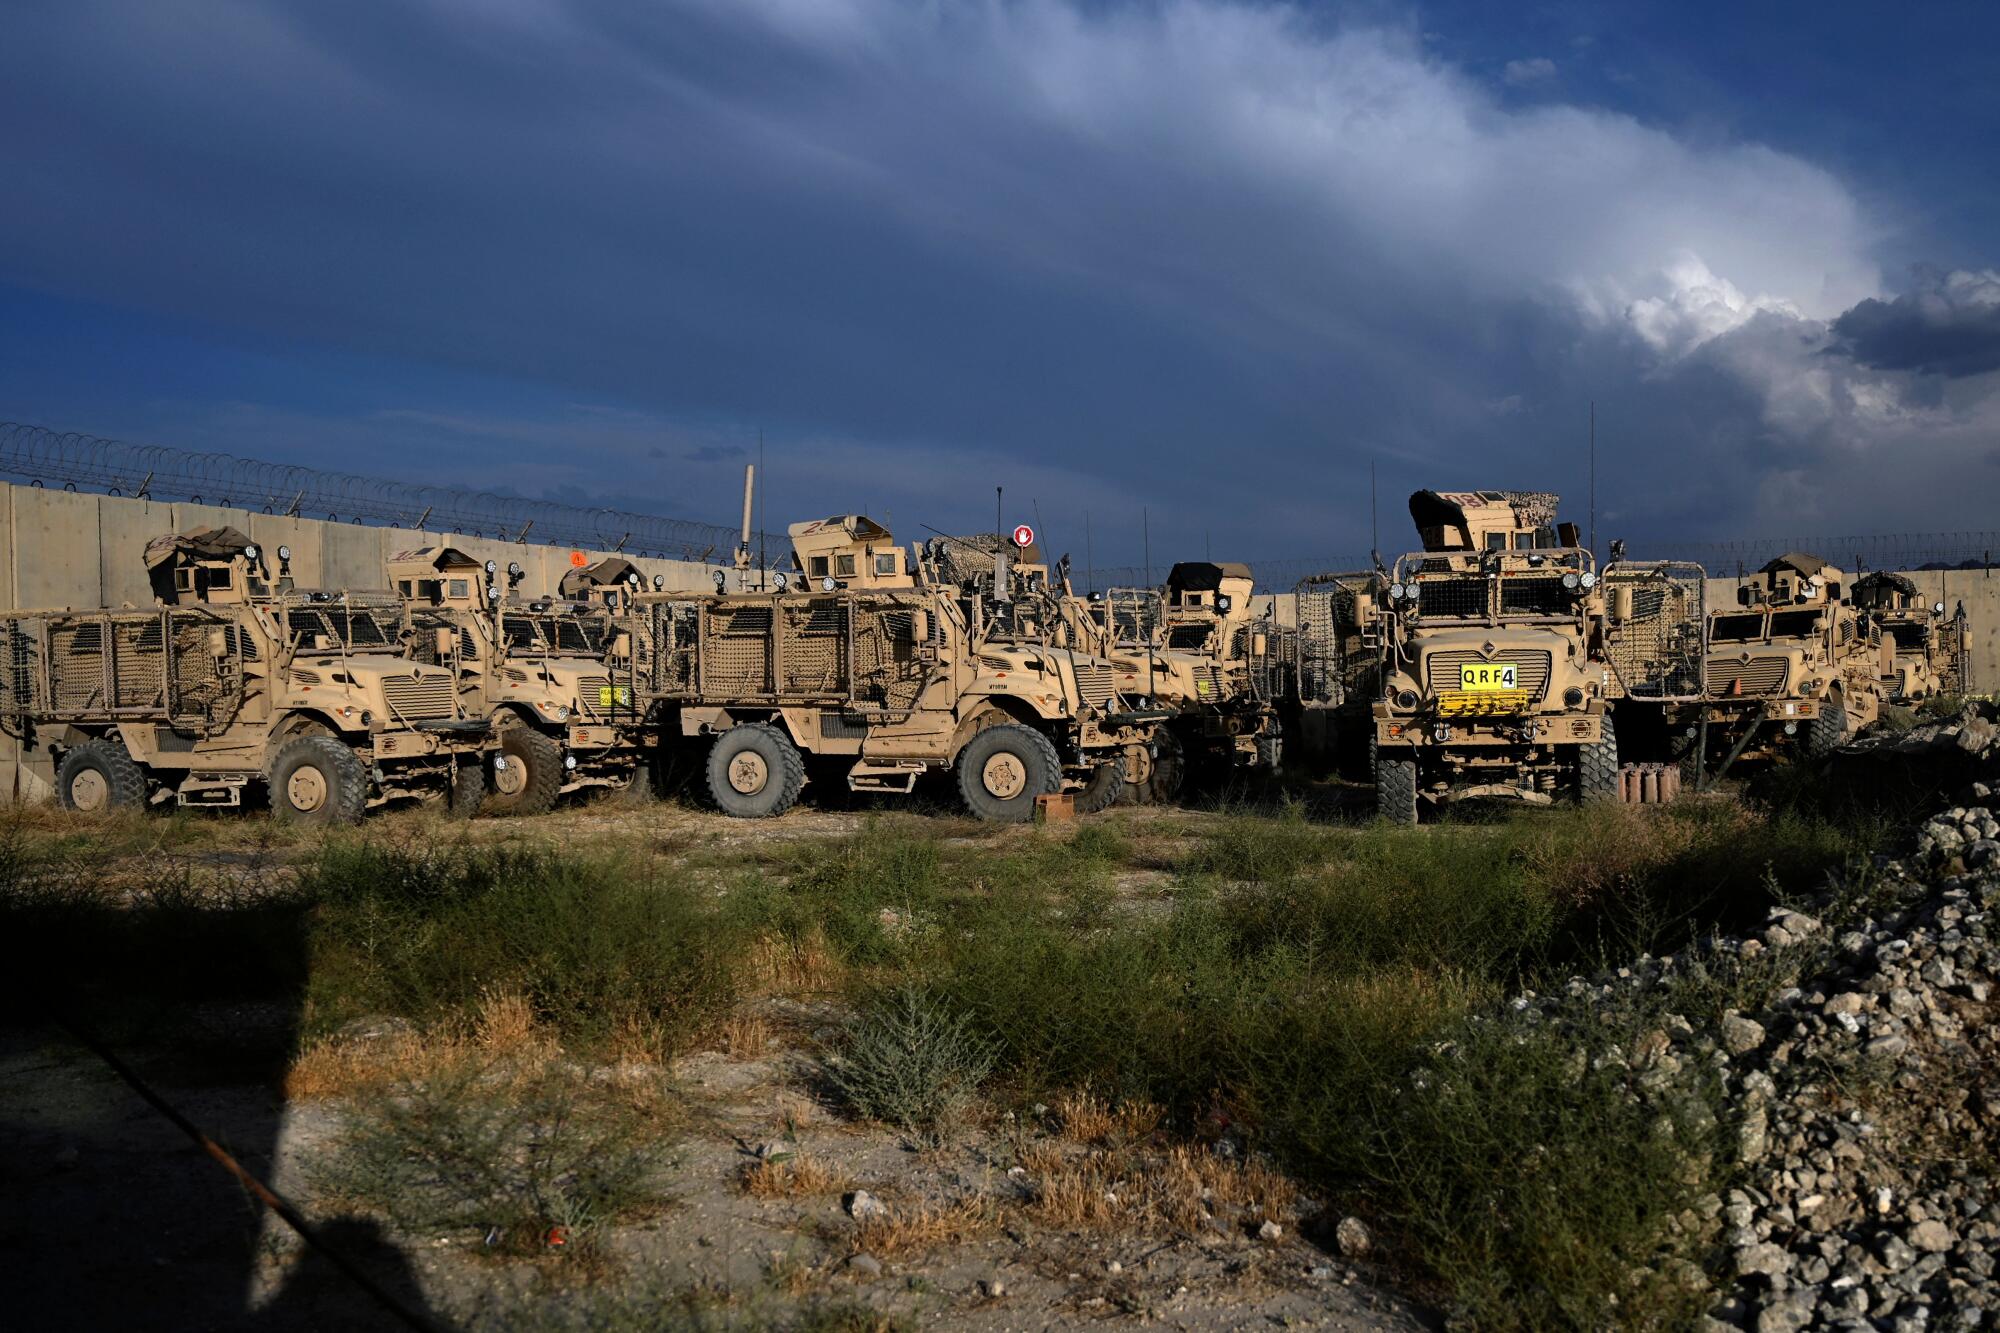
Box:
[1074,665,1116,710]
[1416,577,1488,618]
[1424,649,1553,700]
[1193,665,1225,702]
[574,674,614,719]
[381,673,457,720]
[1709,655,1790,698]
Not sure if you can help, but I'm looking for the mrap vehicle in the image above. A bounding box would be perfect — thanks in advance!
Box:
[387,545,658,814]
[621,514,1135,821]
[0,527,489,821]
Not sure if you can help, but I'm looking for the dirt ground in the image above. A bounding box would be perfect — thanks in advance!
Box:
[1,796,1431,1332]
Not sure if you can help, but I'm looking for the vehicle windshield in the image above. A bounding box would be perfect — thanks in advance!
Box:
[502,613,604,654]
[288,604,399,648]
[1768,609,1824,639]
[1885,622,1930,649]
[1710,613,1766,642]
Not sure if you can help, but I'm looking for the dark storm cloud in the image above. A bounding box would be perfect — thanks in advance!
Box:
[0,0,1991,554]
[1830,271,2000,378]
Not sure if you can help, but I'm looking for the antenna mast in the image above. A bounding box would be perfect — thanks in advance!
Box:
[736,462,755,589]
[1370,460,1378,554]
[757,429,767,590]
[1143,507,1151,589]
[1588,400,1596,561]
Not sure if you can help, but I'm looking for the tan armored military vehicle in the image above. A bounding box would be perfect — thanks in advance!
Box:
[1851,571,1968,702]
[386,546,657,814]
[625,515,1132,821]
[0,527,488,821]
[1677,553,1887,780]
[1084,562,1286,802]
[1371,491,1622,822]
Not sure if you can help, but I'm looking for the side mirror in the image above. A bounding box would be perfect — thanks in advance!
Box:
[609,631,633,659]
[909,610,932,642]
[1251,631,1269,656]
[207,628,231,657]
[1610,586,1635,621]
[1737,586,1753,607]
[435,627,456,660]
[312,633,335,650]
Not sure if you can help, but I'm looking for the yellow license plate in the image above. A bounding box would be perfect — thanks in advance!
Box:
[598,685,632,707]
[1459,662,1519,691]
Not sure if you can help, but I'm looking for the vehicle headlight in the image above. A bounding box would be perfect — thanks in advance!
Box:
[1562,572,1580,591]
[1563,687,1584,707]
[1215,594,1233,613]
[1388,583,1406,601]
[547,705,570,722]
[1579,572,1597,590]
[1395,688,1418,709]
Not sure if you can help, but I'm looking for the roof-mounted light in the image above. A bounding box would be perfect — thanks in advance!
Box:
[508,562,523,578]
[821,576,837,592]
[276,545,291,562]
[1579,571,1597,590]
[243,544,260,562]
[1562,572,1580,591]
[484,559,497,575]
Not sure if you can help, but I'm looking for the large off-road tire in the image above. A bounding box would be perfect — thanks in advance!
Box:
[1577,714,1620,804]
[706,722,806,818]
[446,761,486,820]
[1804,703,1849,759]
[56,738,148,815]
[955,724,1062,823]
[1075,758,1126,814]
[1256,730,1284,774]
[268,737,368,825]
[484,726,563,816]
[1119,729,1186,807]
[1371,736,1418,826]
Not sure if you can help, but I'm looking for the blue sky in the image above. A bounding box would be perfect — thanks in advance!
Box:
[3,0,1997,567]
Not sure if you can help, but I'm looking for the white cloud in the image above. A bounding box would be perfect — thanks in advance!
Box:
[1504,57,1557,86]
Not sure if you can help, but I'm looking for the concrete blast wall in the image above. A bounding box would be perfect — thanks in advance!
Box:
[0,479,723,802]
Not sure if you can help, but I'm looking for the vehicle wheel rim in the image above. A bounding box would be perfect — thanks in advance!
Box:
[981,752,1027,800]
[287,766,328,812]
[493,754,526,796]
[69,769,108,812]
[727,750,769,795]
[1120,742,1154,785]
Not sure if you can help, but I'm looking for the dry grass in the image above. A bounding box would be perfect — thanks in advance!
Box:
[286,1029,454,1101]
[850,1196,999,1260]
[1051,1091,1162,1146]
[747,928,843,995]
[740,1152,855,1199]
[1018,1135,1296,1236]
[716,1011,773,1058]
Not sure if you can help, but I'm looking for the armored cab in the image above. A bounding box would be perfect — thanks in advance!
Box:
[1851,571,1968,701]
[622,516,1135,822]
[1369,490,1620,820]
[787,515,915,590]
[560,556,658,609]
[1676,554,1888,780]
[0,527,488,821]
[386,546,655,814]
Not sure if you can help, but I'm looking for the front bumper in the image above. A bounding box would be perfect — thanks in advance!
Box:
[1375,709,1603,747]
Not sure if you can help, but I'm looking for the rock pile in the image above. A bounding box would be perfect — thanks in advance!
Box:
[1492,713,2000,1330]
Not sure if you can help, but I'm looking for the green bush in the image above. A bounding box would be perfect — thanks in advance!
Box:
[822,986,997,1145]
[300,842,744,1056]
[313,1055,668,1255]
